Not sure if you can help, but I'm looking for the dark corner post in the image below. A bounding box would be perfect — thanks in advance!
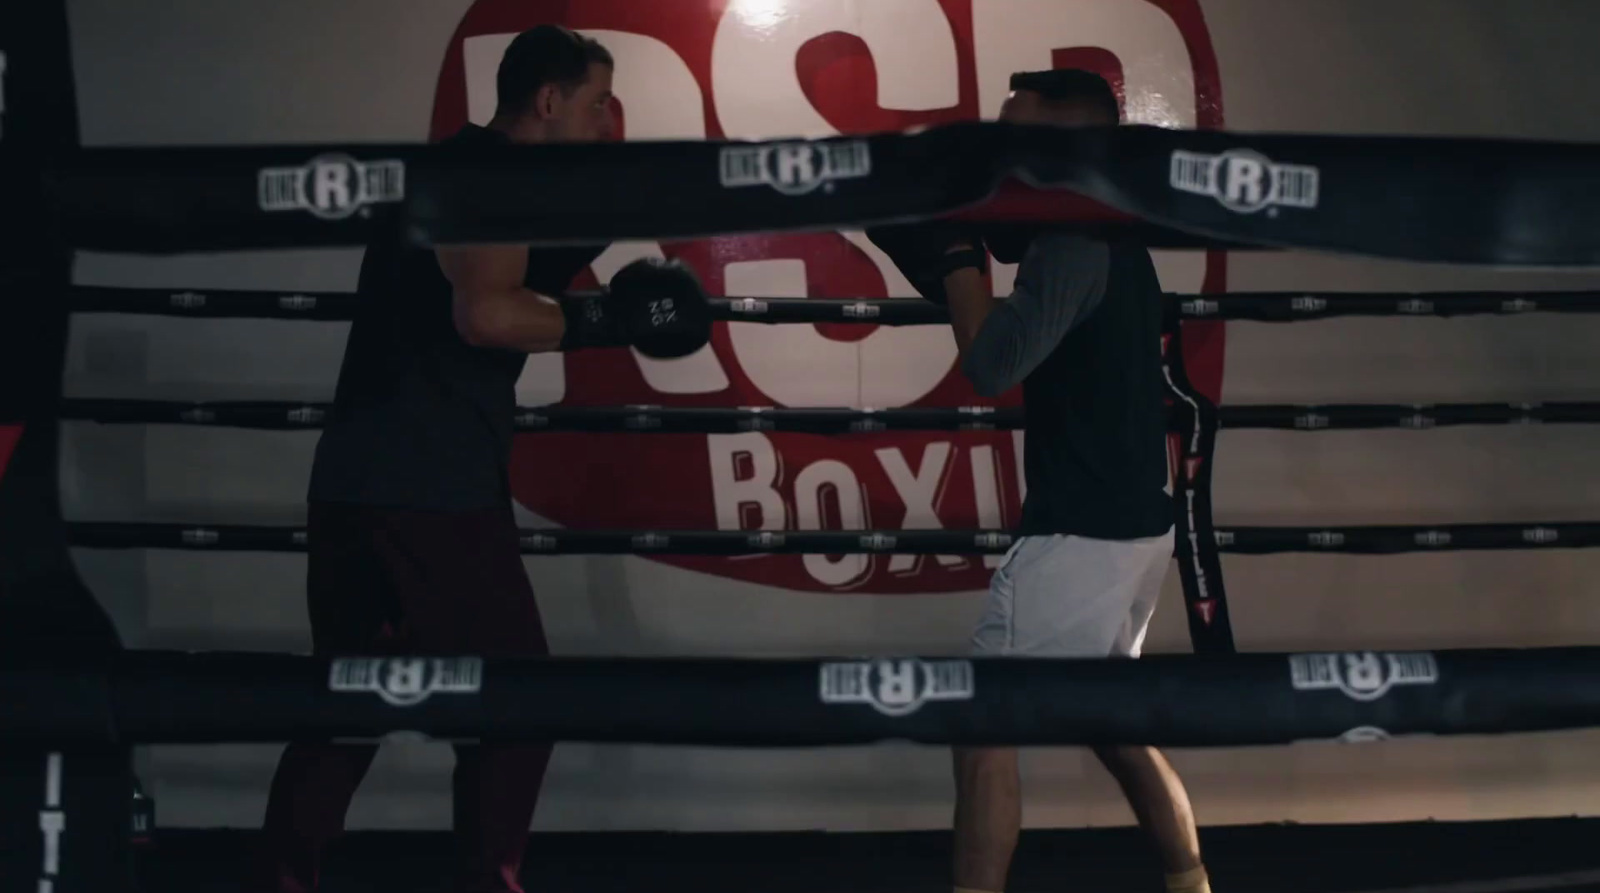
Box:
[0,1,133,891]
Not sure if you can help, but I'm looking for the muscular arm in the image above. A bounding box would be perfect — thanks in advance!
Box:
[943,233,1110,397]
[438,244,567,353]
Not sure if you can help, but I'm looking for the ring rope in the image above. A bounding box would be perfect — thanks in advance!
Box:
[62,521,1600,556]
[55,399,1600,432]
[67,286,1600,323]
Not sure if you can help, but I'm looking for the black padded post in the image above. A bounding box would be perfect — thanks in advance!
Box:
[0,2,133,891]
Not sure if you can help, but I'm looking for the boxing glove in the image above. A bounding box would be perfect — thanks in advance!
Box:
[864,220,987,305]
[560,257,712,359]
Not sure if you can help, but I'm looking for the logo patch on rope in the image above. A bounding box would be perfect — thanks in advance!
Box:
[1337,725,1391,743]
[1523,527,1559,544]
[329,657,483,707]
[819,658,974,717]
[748,531,786,549]
[258,154,406,220]
[1170,149,1319,215]
[1307,530,1344,548]
[1289,651,1438,702]
[719,140,872,196]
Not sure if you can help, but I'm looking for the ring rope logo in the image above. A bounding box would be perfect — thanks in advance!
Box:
[820,658,975,717]
[1170,148,1320,215]
[748,531,786,549]
[975,532,1012,550]
[181,527,219,545]
[1416,530,1452,547]
[259,153,406,220]
[329,657,484,707]
[1307,530,1344,548]
[1289,651,1439,702]
[521,533,558,551]
[720,139,872,196]
[1337,725,1391,744]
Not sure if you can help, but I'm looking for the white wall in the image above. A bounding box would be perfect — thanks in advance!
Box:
[58,0,1600,832]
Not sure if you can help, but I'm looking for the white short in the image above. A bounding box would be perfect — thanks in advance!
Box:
[970,529,1174,658]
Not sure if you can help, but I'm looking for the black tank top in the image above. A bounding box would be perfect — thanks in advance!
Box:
[307,124,606,509]
[1017,241,1173,539]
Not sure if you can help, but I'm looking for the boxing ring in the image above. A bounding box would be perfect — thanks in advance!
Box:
[9,2,1600,891]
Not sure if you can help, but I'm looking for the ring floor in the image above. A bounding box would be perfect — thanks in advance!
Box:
[136,817,1600,893]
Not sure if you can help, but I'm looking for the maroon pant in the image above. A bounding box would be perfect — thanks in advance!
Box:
[251,502,550,893]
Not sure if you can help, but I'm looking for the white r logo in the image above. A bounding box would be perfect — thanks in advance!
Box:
[774,144,815,191]
[385,659,426,702]
[312,160,353,215]
[875,659,918,709]
[1222,155,1266,210]
[1341,652,1384,695]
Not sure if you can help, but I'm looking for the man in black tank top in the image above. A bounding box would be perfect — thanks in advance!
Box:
[868,71,1211,893]
[253,25,711,893]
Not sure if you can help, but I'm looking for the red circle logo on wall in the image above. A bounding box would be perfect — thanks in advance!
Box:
[431,0,1228,593]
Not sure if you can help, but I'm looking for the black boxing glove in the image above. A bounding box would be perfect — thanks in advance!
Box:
[864,220,987,305]
[560,258,712,359]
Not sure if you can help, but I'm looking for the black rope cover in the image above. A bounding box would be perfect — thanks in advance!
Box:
[6,648,1600,747]
[38,124,1600,264]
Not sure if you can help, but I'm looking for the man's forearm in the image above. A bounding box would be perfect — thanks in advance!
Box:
[453,286,567,353]
[942,264,995,358]
[940,264,1017,396]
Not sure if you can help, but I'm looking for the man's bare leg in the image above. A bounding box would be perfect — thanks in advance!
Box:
[1094,745,1210,891]
[952,746,1021,893]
